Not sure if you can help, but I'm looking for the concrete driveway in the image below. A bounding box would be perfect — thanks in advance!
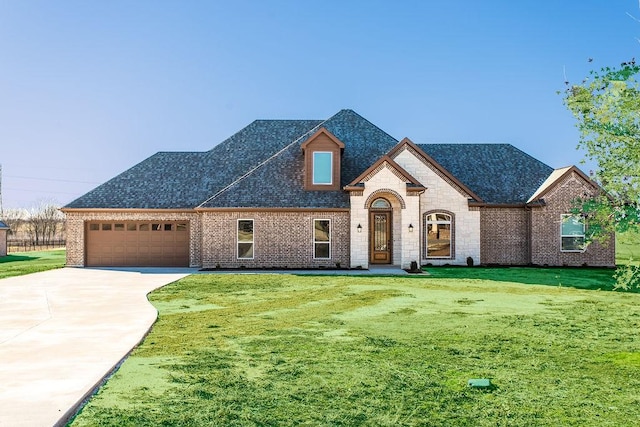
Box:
[0,267,195,427]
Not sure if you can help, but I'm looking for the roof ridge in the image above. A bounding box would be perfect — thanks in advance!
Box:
[196,120,326,208]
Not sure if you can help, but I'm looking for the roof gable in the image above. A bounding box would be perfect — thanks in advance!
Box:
[345,155,424,191]
[528,166,599,203]
[389,138,483,202]
[301,127,345,151]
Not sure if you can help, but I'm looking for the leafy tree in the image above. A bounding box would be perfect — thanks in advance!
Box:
[563,60,640,235]
[563,60,640,289]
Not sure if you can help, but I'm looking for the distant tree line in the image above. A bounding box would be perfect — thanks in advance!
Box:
[2,202,65,245]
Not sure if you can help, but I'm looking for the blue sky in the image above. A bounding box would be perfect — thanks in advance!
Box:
[0,1,638,209]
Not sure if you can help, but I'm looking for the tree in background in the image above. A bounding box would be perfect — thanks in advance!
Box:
[563,60,640,289]
[26,202,64,245]
[1,208,28,238]
[4,203,64,246]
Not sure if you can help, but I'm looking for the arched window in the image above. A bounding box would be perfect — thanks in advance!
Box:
[424,212,453,258]
[370,198,391,209]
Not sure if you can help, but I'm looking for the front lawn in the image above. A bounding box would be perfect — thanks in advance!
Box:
[423,266,621,291]
[0,250,66,279]
[71,274,640,426]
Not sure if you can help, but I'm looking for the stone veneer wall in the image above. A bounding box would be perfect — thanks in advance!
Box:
[349,165,421,269]
[64,211,202,267]
[480,207,530,265]
[393,148,481,266]
[530,171,615,267]
[201,211,350,269]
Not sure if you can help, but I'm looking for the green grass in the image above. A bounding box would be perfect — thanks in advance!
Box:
[70,273,640,426]
[423,266,622,292]
[617,230,640,266]
[0,250,66,279]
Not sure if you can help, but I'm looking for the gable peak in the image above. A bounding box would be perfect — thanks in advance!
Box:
[301,127,345,151]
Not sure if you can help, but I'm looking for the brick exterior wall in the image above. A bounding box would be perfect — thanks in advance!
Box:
[480,207,530,265]
[530,171,615,267]
[64,211,202,267]
[63,169,614,269]
[201,211,350,269]
[0,229,7,257]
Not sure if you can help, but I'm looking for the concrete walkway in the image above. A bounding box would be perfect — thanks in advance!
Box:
[0,267,195,427]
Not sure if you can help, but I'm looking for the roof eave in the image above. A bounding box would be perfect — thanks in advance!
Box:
[469,200,547,208]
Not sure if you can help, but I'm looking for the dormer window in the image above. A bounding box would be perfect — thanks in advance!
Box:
[301,127,345,191]
[313,152,333,185]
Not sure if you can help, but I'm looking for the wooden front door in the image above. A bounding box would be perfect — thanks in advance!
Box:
[370,211,392,264]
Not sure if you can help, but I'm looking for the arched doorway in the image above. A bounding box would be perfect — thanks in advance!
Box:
[369,198,392,264]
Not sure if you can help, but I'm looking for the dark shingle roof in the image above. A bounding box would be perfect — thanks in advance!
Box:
[65,119,323,209]
[200,109,398,208]
[65,111,553,210]
[417,143,554,204]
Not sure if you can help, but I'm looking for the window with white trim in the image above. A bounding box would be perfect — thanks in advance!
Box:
[314,219,331,259]
[237,219,254,259]
[312,152,333,185]
[561,214,585,252]
[425,212,453,258]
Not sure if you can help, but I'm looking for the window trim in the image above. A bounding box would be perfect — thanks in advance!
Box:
[313,218,331,259]
[424,211,454,259]
[560,214,586,253]
[237,219,254,260]
[312,151,333,185]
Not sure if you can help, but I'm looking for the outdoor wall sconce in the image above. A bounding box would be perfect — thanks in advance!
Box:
[357,224,362,233]
[408,224,414,232]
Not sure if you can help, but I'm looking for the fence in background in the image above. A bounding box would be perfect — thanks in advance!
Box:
[7,240,66,253]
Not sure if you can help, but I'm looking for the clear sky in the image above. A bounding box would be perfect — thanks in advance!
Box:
[0,1,638,209]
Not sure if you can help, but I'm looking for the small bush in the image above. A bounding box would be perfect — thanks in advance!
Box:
[613,260,640,290]
[466,257,474,267]
[409,261,419,272]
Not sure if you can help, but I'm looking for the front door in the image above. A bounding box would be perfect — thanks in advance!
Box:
[370,211,392,264]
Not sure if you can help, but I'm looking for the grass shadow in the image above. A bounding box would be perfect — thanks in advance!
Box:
[422,266,627,292]
[0,254,39,264]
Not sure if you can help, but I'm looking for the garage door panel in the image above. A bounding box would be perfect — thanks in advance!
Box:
[86,221,189,267]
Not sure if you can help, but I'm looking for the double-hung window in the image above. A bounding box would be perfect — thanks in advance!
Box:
[561,214,585,252]
[237,219,254,259]
[312,152,333,185]
[314,219,331,259]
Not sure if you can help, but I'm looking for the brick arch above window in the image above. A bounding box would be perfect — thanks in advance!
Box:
[364,189,406,209]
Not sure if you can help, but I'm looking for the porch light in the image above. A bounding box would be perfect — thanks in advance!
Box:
[408,223,414,232]
[357,223,362,233]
